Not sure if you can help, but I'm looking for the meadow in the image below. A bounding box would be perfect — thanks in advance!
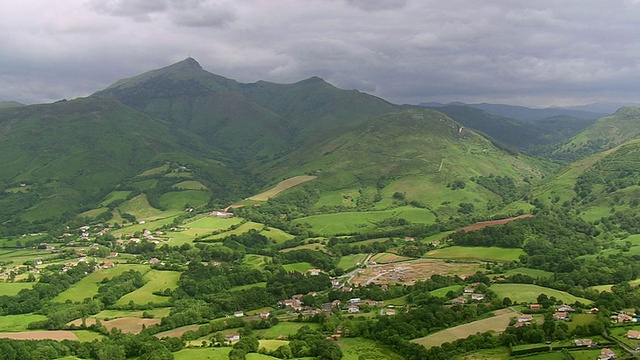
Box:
[115,270,181,306]
[489,283,591,304]
[0,282,34,296]
[429,285,461,298]
[411,308,517,349]
[338,337,404,360]
[337,253,369,270]
[255,322,321,339]
[53,264,151,303]
[293,206,436,235]
[248,175,317,201]
[424,246,525,262]
[282,262,314,272]
[0,313,47,331]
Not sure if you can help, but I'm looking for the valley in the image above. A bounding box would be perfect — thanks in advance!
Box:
[1,59,640,360]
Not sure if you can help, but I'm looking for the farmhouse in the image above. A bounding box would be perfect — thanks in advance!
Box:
[553,312,569,321]
[611,313,633,323]
[626,330,640,339]
[451,297,467,304]
[529,304,541,311]
[260,312,270,319]
[224,333,240,342]
[309,269,321,276]
[574,339,593,347]
[557,304,574,312]
[599,348,616,360]
[385,308,396,316]
[348,305,360,313]
[234,311,244,317]
[517,315,533,323]
[211,211,233,218]
[471,293,485,301]
[463,287,475,294]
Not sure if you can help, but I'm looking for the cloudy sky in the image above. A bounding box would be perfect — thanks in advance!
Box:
[2,0,640,107]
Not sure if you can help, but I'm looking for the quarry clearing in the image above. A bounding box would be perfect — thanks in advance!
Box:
[350,258,481,286]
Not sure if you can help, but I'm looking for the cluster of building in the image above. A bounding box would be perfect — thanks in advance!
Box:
[451,283,485,304]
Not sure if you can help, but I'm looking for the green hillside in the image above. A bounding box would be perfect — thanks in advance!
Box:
[554,106,640,160]
[261,109,544,219]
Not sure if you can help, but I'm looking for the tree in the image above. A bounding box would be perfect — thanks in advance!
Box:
[97,343,126,360]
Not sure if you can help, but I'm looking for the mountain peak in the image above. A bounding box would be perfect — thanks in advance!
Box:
[166,57,203,71]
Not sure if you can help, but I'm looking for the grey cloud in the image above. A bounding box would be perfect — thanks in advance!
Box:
[169,2,237,28]
[89,0,168,21]
[343,0,408,11]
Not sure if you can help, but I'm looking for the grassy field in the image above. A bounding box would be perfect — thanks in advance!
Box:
[0,313,47,331]
[371,252,412,264]
[293,207,436,235]
[173,347,231,360]
[282,262,314,272]
[159,190,210,209]
[72,330,105,342]
[100,191,131,206]
[208,222,264,240]
[115,270,181,306]
[260,227,295,243]
[230,282,267,291]
[172,180,207,190]
[338,253,369,270]
[256,322,321,339]
[53,264,151,303]
[567,313,598,332]
[490,284,591,304]
[412,308,517,348]
[258,339,289,352]
[430,285,462,298]
[457,347,510,360]
[0,282,34,296]
[93,307,171,320]
[503,267,553,278]
[0,249,56,267]
[249,175,317,201]
[118,194,178,221]
[243,255,272,270]
[338,337,404,360]
[424,246,525,262]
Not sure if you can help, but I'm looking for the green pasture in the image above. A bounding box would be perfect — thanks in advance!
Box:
[208,222,264,240]
[370,252,411,264]
[430,285,461,298]
[72,330,105,342]
[0,282,34,296]
[118,194,176,221]
[0,313,47,331]
[424,246,525,262]
[53,264,151,303]
[338,337,404,360]
[281,242,327,252]
[230,282,267,291]
[282,262,314,272]
[293,207,436,235]
[313,188,359,208]
[132,178,158,191]
[489,283,591,304]
[159,190,210,209]
[504,267,553,278]
[457,347,510,360]
[20,187,81,222]
[243,255,272,270]
[100,191,131,206]
[338,254,369,270]
[94,307,171,320]
[172,180,207,190]
[260,227,295,243]
[0,249,56,266]
[567,313,598,332]
[384,295,408,306]
[173,347,231,360]
[248,175,317,201]
[116,270,181,306]
[77,207,109,219]
[256,322,321,339]
[258,339,288,352]
[137,163,169,177]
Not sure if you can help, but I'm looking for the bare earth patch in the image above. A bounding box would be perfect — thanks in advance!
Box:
[351,259,481,286]
[68,317,160,334]
[154,324,201,338]
[457,214,534,232]
[411,308,518,349]
[248,175,317,201]
[0,331,78,340]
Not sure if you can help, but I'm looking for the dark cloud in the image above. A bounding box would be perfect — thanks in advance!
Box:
[169,2,237,28]
[89,0,168,21]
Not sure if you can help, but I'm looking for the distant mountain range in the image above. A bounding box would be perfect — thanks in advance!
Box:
[420,101,609,122]
[2,57,640,233]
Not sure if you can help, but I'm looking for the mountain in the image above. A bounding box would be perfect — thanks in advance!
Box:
[0,96,251,227]
[420,105,596,151]
[563,102,640,114]
[97,58,398,161]
[554,107,640,160]
[0,101,24,109]
[256,109,544,218]
[420,101,607,122]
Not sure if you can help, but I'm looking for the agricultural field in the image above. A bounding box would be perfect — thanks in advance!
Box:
[115,270,181,306]
[338,337,404,360]
[100,190,132,206]
[230,282,267,291]
[0,314,47,332]
[159,190,210,209]
[248,175,317,201]
[68,317,160,334]
[258,339,288,352]
[173,347,231,360]
[293,207,436,236]
[259,227,295,243]
[282,262,314,272]
[567,313,598,332]
[0,248,56,267]
[207,222,264,240]
[370,252,411,264]
[411,308,518,349]
[457,347,510,360]
[53,264,151,303]
[172,180,207,190]
[503,267,553,278]
[93,307,171,320]
[0,331,78,340]
[243,255,272,270]
[338,253,369,270]
[424,246,525,262]
[489,284,591,304]
[256,322,321,339]
[430,285,462,298]
[118,194,179,221]
[351,259,481,286]
[281,242,327,253]
[0,282,34,296]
